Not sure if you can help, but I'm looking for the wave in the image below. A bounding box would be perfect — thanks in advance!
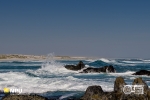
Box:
[0,56,114,94]
[0,71,113,93]
[86,58,150,67]
[86,58,114,63]
[99,58,111,63]
[108,71,135,76]
[122,60,150,64]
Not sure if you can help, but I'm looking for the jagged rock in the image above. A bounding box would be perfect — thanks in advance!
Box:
[101,65,116,73]
[64,61,85,71]
[113,77,127,100]
[81,77,150,100]
[132,77,149,94]
[80,85,115,100]
[114,77,126,93]
[2,94,48,100]
[132,70,150,76]
[81,65,116,73]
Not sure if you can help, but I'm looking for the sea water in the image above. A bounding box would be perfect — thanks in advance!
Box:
[0,55,150,99]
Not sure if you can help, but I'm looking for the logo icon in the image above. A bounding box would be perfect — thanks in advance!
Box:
[3,87,10,93]
[123,85,144,94]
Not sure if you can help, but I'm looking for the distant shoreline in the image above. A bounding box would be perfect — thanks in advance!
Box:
[0,54,92,61]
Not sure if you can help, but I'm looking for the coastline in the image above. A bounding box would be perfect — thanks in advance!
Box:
[0,54,94,61]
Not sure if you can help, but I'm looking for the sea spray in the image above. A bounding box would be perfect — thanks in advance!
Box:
[42,53,55,68]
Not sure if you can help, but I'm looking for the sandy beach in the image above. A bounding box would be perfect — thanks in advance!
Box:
[0,54,92,61]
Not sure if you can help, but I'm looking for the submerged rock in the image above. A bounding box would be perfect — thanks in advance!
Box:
[64,61,85,71]
[2,94,48,100]
[132,70,150,76]
[81,65,116,73]
[81,77,150,100]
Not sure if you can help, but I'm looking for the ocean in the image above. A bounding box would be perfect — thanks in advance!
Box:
[0,55,150,99]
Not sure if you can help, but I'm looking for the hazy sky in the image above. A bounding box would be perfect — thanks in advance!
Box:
[0,0,150,58]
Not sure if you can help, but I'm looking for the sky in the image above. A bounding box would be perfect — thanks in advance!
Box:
[0,0,150,58]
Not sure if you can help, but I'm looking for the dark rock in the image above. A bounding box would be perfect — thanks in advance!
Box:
[81,67,100,73]
[2,94,48,100]
[101,65,116,73]
[113,77,127,100]
[81,77,150,100]
[80,86,116,100]
[81,65,116,73]
[80,85,115,100]
[132,70,150,76]
[64,61,85,71]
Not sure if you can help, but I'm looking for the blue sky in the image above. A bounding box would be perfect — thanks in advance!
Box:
[0,0,150,58]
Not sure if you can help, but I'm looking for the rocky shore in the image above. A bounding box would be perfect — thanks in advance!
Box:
[81,77,150,100]
[2,77,150,100]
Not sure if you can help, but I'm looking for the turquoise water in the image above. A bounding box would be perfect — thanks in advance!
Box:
[0,57,150,99]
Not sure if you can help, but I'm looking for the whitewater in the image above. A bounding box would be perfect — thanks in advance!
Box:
[0,55,150,99]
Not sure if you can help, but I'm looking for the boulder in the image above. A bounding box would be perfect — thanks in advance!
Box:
[64,61,85,71]
[132,70,150,76]
[114,77,126,93]
[81,65,116,73]
[132,77,149,94]
[81,77,150,100]
[80,85,115,100]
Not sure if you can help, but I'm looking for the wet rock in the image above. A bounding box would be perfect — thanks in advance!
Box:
[2,94,48,100]
[101,65,116,73]
[64,61,85,71]
[132,70,150,76]
[81,65,116,73]
[81,67,100,73]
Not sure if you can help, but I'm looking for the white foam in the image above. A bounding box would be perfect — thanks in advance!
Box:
[108,71,135,76]
[143,60,150,62]
[0,71,114,93]
[121,59,150,64]
[99,58,110,63]
[86,59,97,63]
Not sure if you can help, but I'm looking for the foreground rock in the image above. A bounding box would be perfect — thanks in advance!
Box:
[132,70,150,76]
[81,65,116,73]
[2,94,48,100]
[81,77,150,100]
[64,61,85,71]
